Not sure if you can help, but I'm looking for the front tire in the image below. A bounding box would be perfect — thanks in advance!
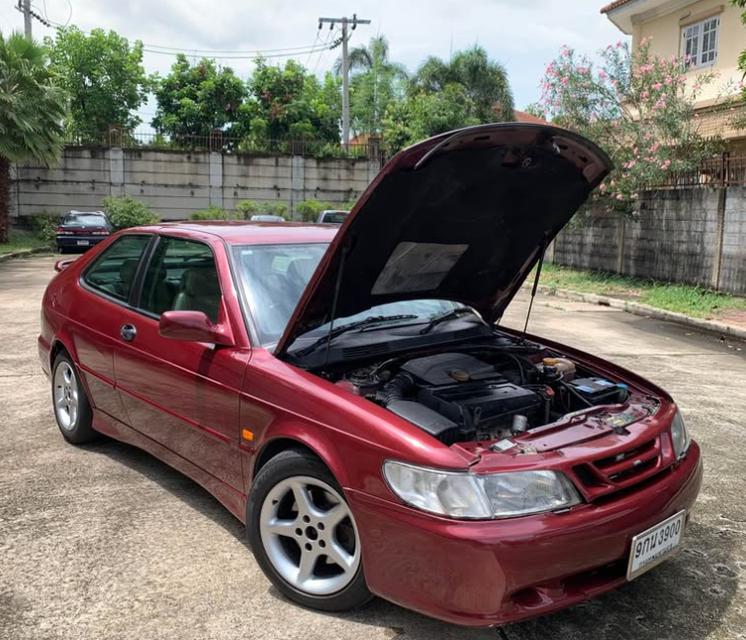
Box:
[247,449,372,612]
[51,352,97,444]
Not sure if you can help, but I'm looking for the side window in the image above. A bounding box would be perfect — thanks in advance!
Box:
[139,237,222,323]
[83,235,151,302]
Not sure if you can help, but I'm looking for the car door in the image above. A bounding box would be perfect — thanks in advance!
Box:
[112,233,247,490]
[70,233,153,424]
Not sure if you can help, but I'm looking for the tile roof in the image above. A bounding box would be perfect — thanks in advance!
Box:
[601,0,635,14]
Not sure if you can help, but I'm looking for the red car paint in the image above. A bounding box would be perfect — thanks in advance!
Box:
[39,126,702,627]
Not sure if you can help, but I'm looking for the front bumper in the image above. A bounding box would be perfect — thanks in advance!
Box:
[348,441,703,627]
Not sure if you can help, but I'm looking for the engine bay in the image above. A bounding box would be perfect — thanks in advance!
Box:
[332,342,639,445]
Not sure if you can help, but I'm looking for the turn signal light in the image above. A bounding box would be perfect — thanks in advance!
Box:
[241,428,254,441]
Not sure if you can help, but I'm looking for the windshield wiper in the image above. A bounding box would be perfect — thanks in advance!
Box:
[295,314,418,357]
[418,307,477,335]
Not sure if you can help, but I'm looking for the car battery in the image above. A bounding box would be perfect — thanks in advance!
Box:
[568,377,626,404]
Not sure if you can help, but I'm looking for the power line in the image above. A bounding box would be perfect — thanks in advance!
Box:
[142,43,335,61]
[141,41,330,56]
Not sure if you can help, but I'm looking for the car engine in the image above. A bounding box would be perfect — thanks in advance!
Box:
[336,350,631,445]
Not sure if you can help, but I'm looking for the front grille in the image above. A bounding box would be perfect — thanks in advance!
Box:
[572,437,664,500]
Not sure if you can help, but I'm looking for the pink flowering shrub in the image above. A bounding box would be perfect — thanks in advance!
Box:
[538,39,722,215]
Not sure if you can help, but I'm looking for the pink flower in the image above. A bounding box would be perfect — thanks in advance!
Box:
[661,159,671,170]
[650,143,660,153]
[598,70,608,80]
[641,90,649,99]
[652,82,663,90]
[615,193,625,200]
[664,76,673,85]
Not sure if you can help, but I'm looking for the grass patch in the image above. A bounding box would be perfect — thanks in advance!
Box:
[539,263,746,319]
[0,228,51,256]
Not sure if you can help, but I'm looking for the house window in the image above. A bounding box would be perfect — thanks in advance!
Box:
[681,16,719,68]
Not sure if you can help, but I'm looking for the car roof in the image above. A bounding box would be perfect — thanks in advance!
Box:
[128,220,338,245]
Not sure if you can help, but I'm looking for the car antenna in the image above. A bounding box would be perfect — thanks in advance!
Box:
[520,236,548,343]
[323,241,350,370]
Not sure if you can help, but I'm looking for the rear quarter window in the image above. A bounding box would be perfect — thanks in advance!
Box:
[82,235,151,302]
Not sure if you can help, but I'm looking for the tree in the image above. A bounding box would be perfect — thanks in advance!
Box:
[239,58,340,148]
[539,40,723,214]
[334,36,408,136]
[412,46,514,122]
[46,27,150,142]
[0,33,66,243]
[152,55,247,140]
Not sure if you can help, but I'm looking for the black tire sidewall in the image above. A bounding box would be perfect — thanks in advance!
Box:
[247,449,372,612]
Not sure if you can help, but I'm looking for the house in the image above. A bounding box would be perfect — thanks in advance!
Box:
[602,0,746,151]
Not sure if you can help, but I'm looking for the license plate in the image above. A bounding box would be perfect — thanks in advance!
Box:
[627,510,686,580]
[76,240,90,246]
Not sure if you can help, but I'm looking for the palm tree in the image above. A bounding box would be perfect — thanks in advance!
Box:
[334,35,408,136]
[0,32,67,243]
[412,46,515,123]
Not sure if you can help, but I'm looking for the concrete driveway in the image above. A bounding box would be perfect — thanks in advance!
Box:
[1,254,744,640]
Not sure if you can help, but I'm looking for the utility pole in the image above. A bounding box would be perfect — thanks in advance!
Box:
[15,0,52,39]
[318,13,371,147]
[22,0,32,39]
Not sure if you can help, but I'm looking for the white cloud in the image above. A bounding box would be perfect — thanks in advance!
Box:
[1,0,627,123]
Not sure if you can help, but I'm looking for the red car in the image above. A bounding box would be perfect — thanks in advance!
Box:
[38,124,702,627]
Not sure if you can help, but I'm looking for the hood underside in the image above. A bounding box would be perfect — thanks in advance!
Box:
[276,123,612,357]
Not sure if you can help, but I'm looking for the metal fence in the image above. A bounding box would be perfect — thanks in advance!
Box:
[64,129,385,162]
[652,153,746,188]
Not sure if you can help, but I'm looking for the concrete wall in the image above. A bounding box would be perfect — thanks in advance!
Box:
[10,146,382,221]
[553,186,746,296]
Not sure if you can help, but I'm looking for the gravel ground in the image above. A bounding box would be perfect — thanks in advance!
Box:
[1,254,745,640]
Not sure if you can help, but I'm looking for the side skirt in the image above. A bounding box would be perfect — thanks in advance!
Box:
[93,410,248,524]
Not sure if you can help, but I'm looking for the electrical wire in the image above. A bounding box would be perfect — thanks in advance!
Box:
[142,43,334,60]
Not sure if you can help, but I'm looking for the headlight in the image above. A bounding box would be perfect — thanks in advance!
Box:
[383,461,581,519]
[671,410,691,459]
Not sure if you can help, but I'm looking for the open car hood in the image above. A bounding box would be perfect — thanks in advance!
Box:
[276,123,611,358]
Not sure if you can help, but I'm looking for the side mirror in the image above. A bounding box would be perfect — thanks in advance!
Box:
[159,310,234,346]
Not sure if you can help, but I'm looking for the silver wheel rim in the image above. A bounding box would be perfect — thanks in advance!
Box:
[259,476,361,596]
[53,361,79,431]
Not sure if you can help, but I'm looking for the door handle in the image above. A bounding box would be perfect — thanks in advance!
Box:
[120,324,137,342]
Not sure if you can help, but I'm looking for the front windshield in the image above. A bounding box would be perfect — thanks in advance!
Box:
[231,242,468,347]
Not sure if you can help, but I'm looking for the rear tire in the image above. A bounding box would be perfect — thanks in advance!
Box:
[247,449,372,612]
[51,352,98,444]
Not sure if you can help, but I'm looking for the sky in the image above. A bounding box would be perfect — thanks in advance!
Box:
[1,0,627,127]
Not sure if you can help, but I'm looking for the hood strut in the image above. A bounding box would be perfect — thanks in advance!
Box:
[324,241,350,369]
[520,237,548,341]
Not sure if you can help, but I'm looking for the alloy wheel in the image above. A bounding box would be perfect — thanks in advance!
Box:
[259,475,361,596]
[53,361,79,431]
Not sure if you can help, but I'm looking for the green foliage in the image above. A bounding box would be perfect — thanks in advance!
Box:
[294,199,353,222]
[383,46,514,152]
[0,33,67,164]
[337,36,408,137]
[30,213,60,245]
[46,27,150,141]
[236,59,341,147]
[189,206,235,221]
[295,199,328,222]
[413,47,514,122]
[152,55,247,139]
[539,41,723,215]
[235,200,259,217]
[0,32,67,243]
[103,195,158,228]
[540,263,746,319]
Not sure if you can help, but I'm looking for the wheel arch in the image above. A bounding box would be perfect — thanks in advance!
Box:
[251,426,351,490]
